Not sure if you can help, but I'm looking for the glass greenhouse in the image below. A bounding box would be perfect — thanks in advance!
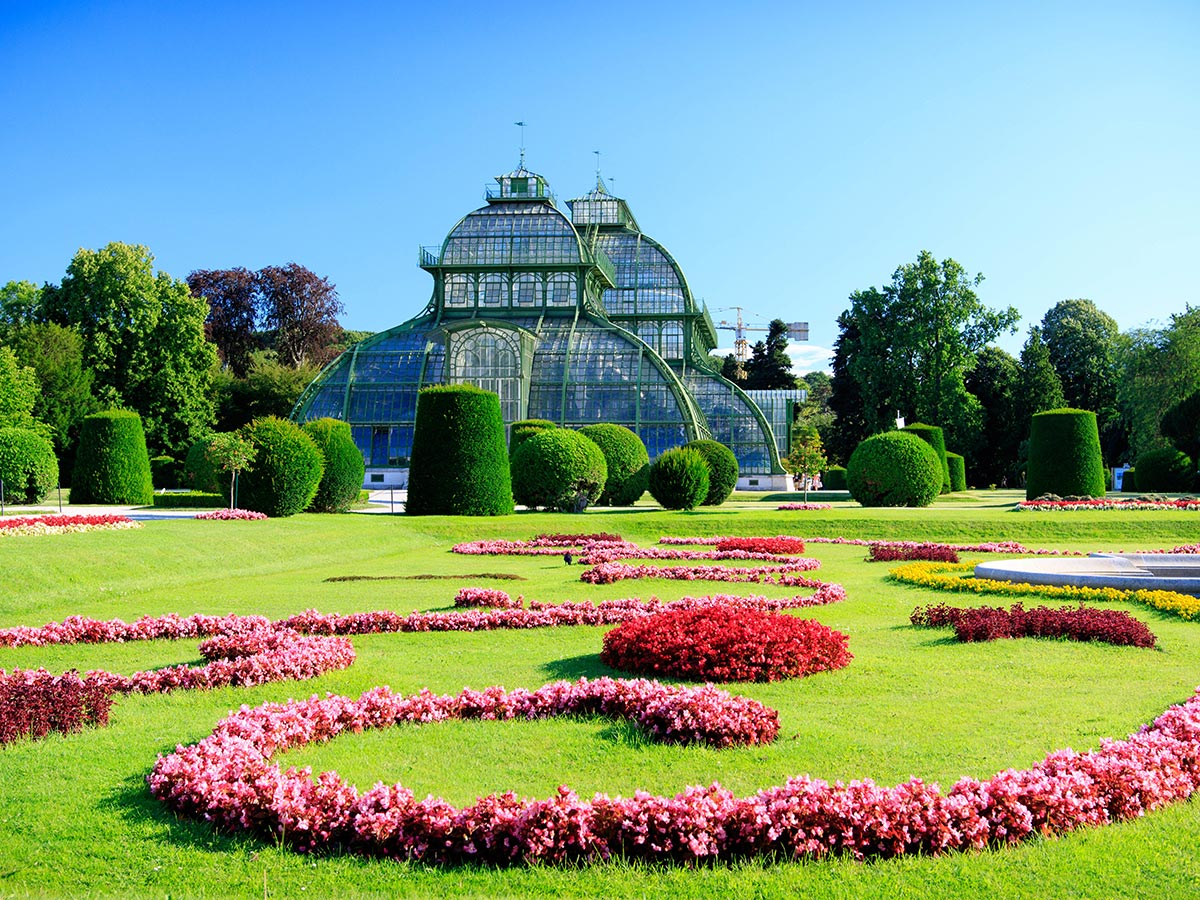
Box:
[291,166,791,488]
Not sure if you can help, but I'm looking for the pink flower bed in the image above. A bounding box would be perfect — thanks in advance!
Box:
[601,607,852,682]
[0,668,113,745]
[0,514,141,536]
[581,560,823,586]
[910,602,1158,648]
[776,503,833,511]
[148,682,1200,864]
[715,537,806,555]
[194,508,268,520]
[454,588,523,610]
[1018,498,1200,511]
[869,543,960,563]
[658,535,1082,556]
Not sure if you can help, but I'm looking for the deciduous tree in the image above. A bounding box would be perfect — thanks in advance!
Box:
[6,323,97,453]
[256,263,344,368]
[187,267,260,377]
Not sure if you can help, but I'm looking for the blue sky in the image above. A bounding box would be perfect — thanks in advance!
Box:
[2,1,1196,373]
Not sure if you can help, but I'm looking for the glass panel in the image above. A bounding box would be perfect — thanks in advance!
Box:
[547,273,576,307]
[450,329,522,421]
[513,273,543,307]
[479,273,508,308]
[444,274,470,307]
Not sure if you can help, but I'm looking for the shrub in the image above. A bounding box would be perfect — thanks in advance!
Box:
[846,431,942,507]
[600,606,852,682]
[1134,447,1194,493]
[901,423,950,493]
[0,427,58,504]
[1160,389,1200,462]
[509,419,557,456]
[1122,467,1139,493]
[946,451,967,492]
[151,492,223,508]
[682,439,739,505]
[302,418,365,512]
[1025,409,1105,500]
[236,417,325,518]
[70,410,154,505]
[822,465,847,490]
[511,429,607,512]
[648,448,710,510]
[182,439,221,493]
[150,455,178,490]
[578,424,650,505]
[406,385,513,516]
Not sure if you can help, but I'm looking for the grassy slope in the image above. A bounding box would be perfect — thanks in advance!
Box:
[1,504,1199,898]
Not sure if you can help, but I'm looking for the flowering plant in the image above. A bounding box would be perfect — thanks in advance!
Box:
[0,514,141,536]
[715,537,806,555]
[1018,498,1200,511]
[911,602,1157,648]
[776,503,833,511]
[194,508,268,520]
[868,543,960,563]
[454,588,523,609]
[0,668,113,745]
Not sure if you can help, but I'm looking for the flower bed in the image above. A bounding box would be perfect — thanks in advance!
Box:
[581,560,823,586]
[658,535,1080,556]
[776,503,833,511]
[0,514,141,536]
[0,668,113,745]
[194,508,268,520]
[148,682,1200,865]
[868,543,960,563]
[911,602,1157,648]
[601,607,852,682]
[1018,498,1200,511]
[715,537,806,555]
[454,588,523,610]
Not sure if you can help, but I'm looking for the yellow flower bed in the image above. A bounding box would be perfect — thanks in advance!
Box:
[888,561,1200,621]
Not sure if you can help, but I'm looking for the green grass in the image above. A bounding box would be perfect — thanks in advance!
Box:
[2,505,1200,898]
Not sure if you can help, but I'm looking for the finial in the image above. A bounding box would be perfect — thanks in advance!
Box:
[515,121,527,167]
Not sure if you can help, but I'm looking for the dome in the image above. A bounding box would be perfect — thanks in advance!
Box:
[441,202,585,267]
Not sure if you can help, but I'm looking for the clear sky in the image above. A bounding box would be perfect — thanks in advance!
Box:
[2,0,1196,373]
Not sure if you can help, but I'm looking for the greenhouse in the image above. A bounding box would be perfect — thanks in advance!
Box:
[291,165,790,489]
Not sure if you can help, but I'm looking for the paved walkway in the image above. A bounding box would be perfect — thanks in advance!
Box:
[1,490,411,521]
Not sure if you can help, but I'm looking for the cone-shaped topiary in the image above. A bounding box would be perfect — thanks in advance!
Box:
[578,423,650,506]
[70,410,154,504]
[847,431,942,507]
[648,447,710,510]
[822,465,847,490]
[237,417,325,517]
[509,419,557,457]
[682,439,739,506]
[511,429,608,511]
[406,385,513,516]
[1026,409,1106,499]
[1134,447,1194,493]
[901,423,950,493]
[303,418,366,512]
[946,451,967,492]
[0,427,59,504]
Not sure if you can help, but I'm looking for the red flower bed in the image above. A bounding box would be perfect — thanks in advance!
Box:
[601,606,852,682]
[0,669,113,745]
[715,537,805,555]
[453,588,523,609]
[911,602,1157,648]
[868,543,960,563]
[0,514,140,536]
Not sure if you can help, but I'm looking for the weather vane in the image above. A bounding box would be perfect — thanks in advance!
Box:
[515,121,527,167]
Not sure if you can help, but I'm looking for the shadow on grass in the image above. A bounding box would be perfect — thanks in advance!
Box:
[539,653,614,680]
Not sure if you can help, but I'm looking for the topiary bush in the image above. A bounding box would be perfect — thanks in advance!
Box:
[578,423,650,506]
[150,455,179,490]
[509,419,557,457]
[682,439,739,506]
[183,439,221,493]
[236,417,325,517]
[1025,409,1106,500]
[302,418,365,513]
[0,427,59,504]
[946,451,967,492]
[822,465,847,490]
[648,447,710,511]
[1121,467,1139,493]
[70,410,154,505]
[846,431,942,508]
[901,423,950,493]
[1134,447,1194,493]
[511,429,607,512]
[406,385,513,516]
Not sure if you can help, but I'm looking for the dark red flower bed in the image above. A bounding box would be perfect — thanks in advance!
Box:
[534,532,624,544]
[0,669,113,745]
[868,543,960,563]
[715,537,806,555]
[911,602,1157,648]
[601,606,852,682]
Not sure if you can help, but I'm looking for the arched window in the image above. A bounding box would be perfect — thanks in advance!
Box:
[547,273,576,307]
[444,274,470,308]
[479,273,508,308]
[513,273,542,307]
[661,322,684,359]
[638,322,659,355]
[450,329,521,421]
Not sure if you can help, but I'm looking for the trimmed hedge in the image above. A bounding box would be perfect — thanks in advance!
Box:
[70,410,154,505]
[1134,447,1194,493]
[682,439,739,506]
[901,423,950,493]
[578,424,650,506]
[1026,408,1106,500]
[150,492,224,509]
[846,431,942,508]
[509,419,557,456]
[1121,467,1139,493]
[183,439,221,493]
[237,417,325,517]
[406,385,513,516]
[150,455,179,490]
[0,427,58,504]
[822,465,847,491]
[946,451,967,492]
[302,418,365,513]
[511,429,607,512]
[648,447,710,510]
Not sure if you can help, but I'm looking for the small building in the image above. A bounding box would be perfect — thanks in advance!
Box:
[292,165,791,489]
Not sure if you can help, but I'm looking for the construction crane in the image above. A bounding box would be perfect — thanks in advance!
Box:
[714,307,809,362]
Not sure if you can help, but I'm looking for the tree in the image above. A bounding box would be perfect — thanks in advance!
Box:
[964,346,1022,487]
[744,320,797,389]
[1018,327,1066,429]
[827,310,870,464]
[212,352,322,431]
[0,280,43,337]
[7,323,97,453]
[205,432,257,509]
[719,353,747,387]
[0,346,40,431]
[792,370,836,453]
[1118,307,1200,458]
[40,242,218,455]
[187,267,260,377]
[256,263,344,368]
[784,426,827,501]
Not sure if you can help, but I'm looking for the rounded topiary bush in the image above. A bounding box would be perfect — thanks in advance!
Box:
[150,455,178,490]
[70,410,154,505]
[183,439,221,493]
[1121,467,1139,493]
[236,417,325,517]
[406,385,513,516]
[682,439,739,505]
[946,451,967,492]
[302,418,366,513]
[0,427,58,504]
[1026,409,1106,500]
[578,423,650,506]
[822,465,847,491]
[511,429,608,511]
[901,423,950,493]
[648,447,710,511]
[846,431,942,508]
[1134,447,1194,493]
[509,419,557,457]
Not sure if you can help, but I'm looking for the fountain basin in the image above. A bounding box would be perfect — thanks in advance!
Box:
[974,554,1200,596]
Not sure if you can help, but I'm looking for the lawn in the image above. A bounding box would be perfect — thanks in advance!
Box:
[2,501,1199,898]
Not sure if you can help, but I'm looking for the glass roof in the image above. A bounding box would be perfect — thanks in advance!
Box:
[442,202,583,266]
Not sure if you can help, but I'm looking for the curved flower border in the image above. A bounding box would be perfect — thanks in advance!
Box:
[0,514,141,536]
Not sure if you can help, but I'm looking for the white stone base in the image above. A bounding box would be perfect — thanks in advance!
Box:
[736,473,795,492]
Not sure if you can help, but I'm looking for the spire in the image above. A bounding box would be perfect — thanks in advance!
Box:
[515,121,527,168]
